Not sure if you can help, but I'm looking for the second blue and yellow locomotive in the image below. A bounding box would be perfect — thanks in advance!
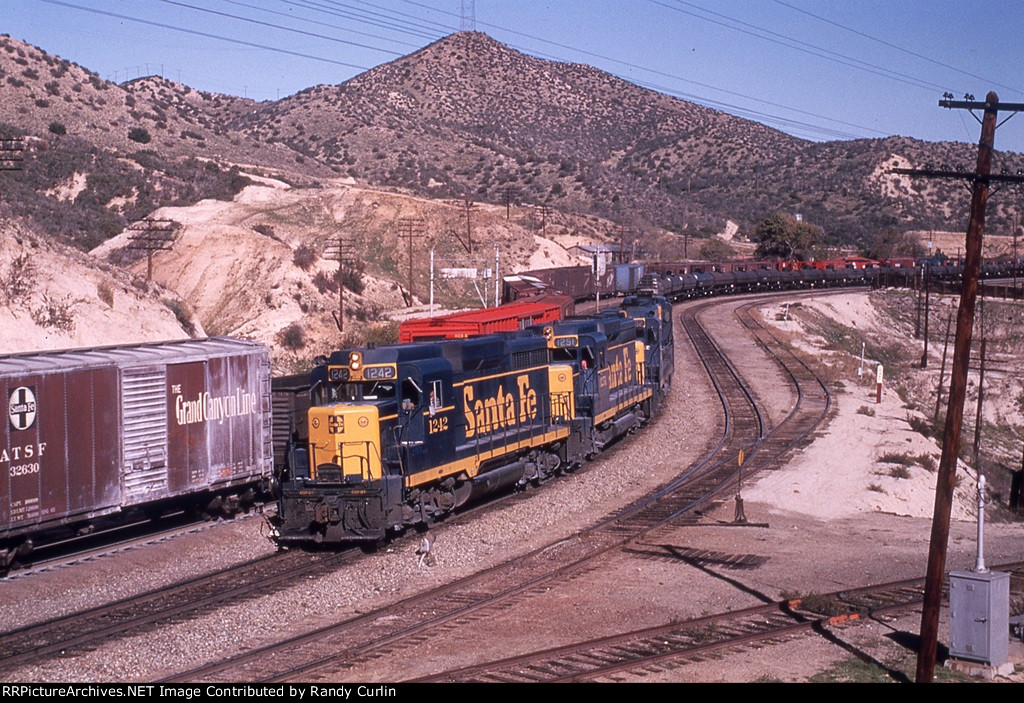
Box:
[275,294,673,544]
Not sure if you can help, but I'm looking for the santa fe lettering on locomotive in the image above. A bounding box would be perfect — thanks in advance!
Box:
[463,373,537,439]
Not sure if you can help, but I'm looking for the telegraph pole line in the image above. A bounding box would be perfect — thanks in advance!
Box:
[0,137,26,221]
[920,264,931,367]
[324,235,355,334]
[619,224,633,264]
[503,186,517,221]
[397,218,426,302]
[934,305,953,423]
[1014,213,1019,290]
[125,219,178,281]
[893,92,1024,684]
[0,137,25,175]
[446,200,474,254]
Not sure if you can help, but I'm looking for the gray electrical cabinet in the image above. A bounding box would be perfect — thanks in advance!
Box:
[949,570,1010,666]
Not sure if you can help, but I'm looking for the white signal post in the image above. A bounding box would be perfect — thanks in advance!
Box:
[875,364,884,404]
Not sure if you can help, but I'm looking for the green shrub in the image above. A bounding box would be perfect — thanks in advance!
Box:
[363,322,399,347]
[340,266,364,295]
[878,452,914,465]
[127,127,151,144]
[292,244,316,270]
[48,121,65,136]
[0,252,36,306]
[278,323,305,349]
[31,293,76,331]
[96,280,115,307]
[162,298,196,336]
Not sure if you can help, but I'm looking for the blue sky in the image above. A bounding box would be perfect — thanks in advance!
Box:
[6,0,1024,153]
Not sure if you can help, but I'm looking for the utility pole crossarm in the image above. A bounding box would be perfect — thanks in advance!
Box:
[125,218,179,282]
[940,98,1024,112]
[892,167,1024,185]
[0,137,26,171]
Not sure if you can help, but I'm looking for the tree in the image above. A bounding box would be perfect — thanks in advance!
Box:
[697,237,735,261]
[754,212,821,260]
[865,227,925,260]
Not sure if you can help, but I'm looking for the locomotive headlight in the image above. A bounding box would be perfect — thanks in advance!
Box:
[349,351,362,370]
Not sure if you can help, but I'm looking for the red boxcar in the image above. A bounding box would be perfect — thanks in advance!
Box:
[1,337,272,563]
[399,295,574,342]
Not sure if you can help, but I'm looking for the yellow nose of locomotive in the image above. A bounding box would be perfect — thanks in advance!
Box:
[308,404,382,481]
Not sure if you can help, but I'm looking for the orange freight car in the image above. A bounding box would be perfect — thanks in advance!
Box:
[399,295,574,343]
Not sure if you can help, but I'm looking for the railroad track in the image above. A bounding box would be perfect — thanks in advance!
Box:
[161,291,833,683]
[0,546,356,672]
[418,562,1024,682]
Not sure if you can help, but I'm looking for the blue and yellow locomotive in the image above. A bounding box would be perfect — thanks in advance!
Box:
[275,294,673,545]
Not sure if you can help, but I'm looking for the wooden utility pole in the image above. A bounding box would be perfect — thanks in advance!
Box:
[1014,213,1019,290]
[915,266,923,338]
[324,235,355,334]
[125,219,178,281]
[894,92,1024,683]
[397,218,426,300]
[919,265,931,367]
[933,306,953,423]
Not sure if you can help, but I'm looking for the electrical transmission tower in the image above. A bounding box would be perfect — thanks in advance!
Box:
[460,0,476,31]
[126,219,178,281]
[893,92,1024,684]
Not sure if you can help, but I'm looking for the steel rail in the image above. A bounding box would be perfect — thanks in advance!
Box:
[164,292,827,683]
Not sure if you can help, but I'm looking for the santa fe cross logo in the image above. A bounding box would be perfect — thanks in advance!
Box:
[8,386,37,431]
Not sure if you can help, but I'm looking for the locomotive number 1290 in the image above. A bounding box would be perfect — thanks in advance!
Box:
[428,416,449,434]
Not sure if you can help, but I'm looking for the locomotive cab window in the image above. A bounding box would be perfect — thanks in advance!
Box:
[581,345,596,368]
[401,378,421,412]
[429,380,443,413]
[362,381,395,400]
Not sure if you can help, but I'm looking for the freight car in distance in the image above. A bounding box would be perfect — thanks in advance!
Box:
[0,338,273,568]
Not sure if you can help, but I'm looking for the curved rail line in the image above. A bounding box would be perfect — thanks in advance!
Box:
[160,291,834,684]
[418,561,1024,683]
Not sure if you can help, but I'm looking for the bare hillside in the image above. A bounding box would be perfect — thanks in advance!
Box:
[4,30,1022,257]
[0,222,198,354]
[90,179,609,371]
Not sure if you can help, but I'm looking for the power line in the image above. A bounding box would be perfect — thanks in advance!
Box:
[282,0,441,41]
[770,0,1024,97]
[220,0,420,50]
[39,0,372,71]
[159,0,403,57]
[34,0,896,141]
[656,0,952,93]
